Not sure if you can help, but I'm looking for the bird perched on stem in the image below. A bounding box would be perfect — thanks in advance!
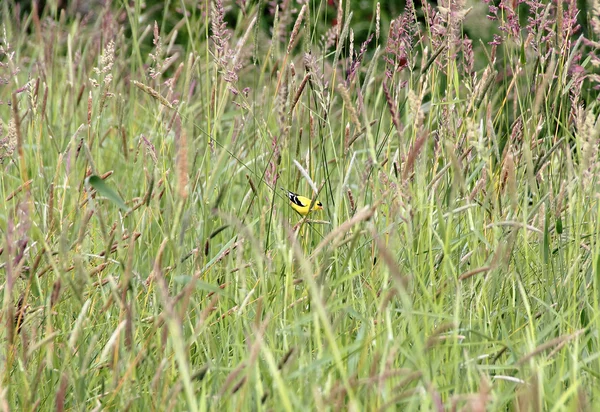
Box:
[282,189,323,216]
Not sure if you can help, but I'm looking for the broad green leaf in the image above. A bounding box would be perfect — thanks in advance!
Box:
[88,175,128,211]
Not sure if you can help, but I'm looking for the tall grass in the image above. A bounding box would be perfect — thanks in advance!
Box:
[0,0,599,409]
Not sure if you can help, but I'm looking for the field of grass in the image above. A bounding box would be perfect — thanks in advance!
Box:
[1,0,600,409]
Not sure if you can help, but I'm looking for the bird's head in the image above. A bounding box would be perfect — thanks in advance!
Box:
[315,201,324,210]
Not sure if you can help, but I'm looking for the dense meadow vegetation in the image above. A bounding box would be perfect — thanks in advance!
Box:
[1,0,600,409]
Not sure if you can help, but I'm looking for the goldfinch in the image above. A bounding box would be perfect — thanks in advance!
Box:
[283,189,323,216]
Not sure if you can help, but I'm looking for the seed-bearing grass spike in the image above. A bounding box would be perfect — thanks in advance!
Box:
[282,188,323,216]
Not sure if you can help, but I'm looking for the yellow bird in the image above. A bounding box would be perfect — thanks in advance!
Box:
[283,189,323,216]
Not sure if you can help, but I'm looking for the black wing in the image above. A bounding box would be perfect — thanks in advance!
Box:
[286,191,306,207]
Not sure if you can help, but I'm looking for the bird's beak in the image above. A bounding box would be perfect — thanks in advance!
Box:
[316,204,323,210]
